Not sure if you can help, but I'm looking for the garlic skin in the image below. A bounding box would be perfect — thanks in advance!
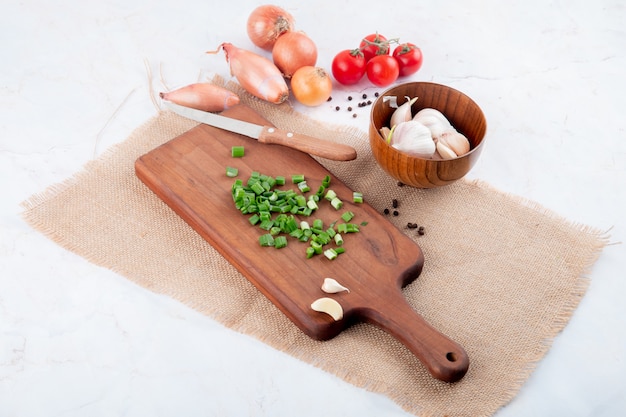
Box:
[390,96,418,128]
[311,297,343,321]
[389,121,436,158]
[321,278,350,294]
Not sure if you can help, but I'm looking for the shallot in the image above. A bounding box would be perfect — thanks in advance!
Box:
[159,83,240,112]
[247,4,295,51]
[272,31,317,78]
[210,42,289,104]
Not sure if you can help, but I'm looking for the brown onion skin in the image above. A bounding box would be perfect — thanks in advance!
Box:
[159,83,240,112]
[272,31,318,78]
[246,5,295,51]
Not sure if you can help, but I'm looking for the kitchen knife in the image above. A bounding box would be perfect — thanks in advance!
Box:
[163,101,357,161]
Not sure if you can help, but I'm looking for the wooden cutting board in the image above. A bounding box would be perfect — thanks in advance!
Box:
[135,105,469,382]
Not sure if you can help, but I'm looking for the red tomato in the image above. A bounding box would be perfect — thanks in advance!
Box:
[331,49,367,85]
[366,55,399,87]
[393,43,423,77]
[359,33,389,61]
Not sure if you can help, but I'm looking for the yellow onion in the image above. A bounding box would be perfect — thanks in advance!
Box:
[290,66,332,107]
[246,5,295,51]
[272,31,317,78]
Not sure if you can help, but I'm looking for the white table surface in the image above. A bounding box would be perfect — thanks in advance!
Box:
[2,0,625,415]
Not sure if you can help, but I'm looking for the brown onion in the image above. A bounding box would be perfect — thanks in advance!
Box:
[246,5,295,51]
[159,83,240,112]
[272,31,317,78]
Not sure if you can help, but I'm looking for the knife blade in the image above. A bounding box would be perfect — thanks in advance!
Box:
[163,101,357,161]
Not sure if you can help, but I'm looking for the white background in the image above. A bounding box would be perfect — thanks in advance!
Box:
[1,0,625,416]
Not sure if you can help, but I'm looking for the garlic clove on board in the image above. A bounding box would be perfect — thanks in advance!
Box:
[438,130,470,156]
[389,120,436,158]
[321,278,350,294]
[390,96,418,128]
[311,297,343,321]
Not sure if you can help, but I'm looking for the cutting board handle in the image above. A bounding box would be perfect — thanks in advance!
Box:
[360,294,469,382]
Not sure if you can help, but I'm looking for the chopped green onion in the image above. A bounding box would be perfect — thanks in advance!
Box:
[250,182,265,195]
[324,189,337,201]
[341,211,354,222]
[274,235,288,249]
[292,174,305,184]
[306,198,318,210]
[231,146,245,157]
[322,175,331,187]
[298,181,310,193]
[334,247,346,255]
[312,219,323,230]
[300,220,310,230]
[330,197,343,210]
[353,191,363,203]
[306,246,316,258]
[226,166,239,177]
[248,214,260,226]
[259,234,274,247]
[310,240,323,255]
[334,233,343,246]
[275,176,285,186]
[324,248,338,260]
[259,219,274,230]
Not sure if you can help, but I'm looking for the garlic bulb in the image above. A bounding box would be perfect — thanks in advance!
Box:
[389,120,436,158]
[321,278,350,294]
[413,108,450,126]
[413,108,453,140]
[390,96,418,128]
[437,130,471,159]
[436,140,458,159]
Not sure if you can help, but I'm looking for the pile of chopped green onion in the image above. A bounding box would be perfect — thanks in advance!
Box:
[230,170,363,259]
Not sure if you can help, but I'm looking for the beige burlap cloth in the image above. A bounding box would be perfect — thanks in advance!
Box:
[22,79,608,417]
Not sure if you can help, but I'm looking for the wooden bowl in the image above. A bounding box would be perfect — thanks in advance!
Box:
[369,82,487,188]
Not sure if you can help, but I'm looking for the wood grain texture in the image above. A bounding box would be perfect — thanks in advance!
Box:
[135,105,469,382]
[370,82,487,188]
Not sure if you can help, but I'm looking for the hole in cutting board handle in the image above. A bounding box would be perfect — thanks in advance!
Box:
[446,352,458,362]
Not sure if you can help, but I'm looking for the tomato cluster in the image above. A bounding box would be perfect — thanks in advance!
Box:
[331,33,423,87]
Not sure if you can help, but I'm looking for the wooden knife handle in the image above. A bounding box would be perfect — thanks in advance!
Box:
[360,294,470,383]
[258,126,357,161]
